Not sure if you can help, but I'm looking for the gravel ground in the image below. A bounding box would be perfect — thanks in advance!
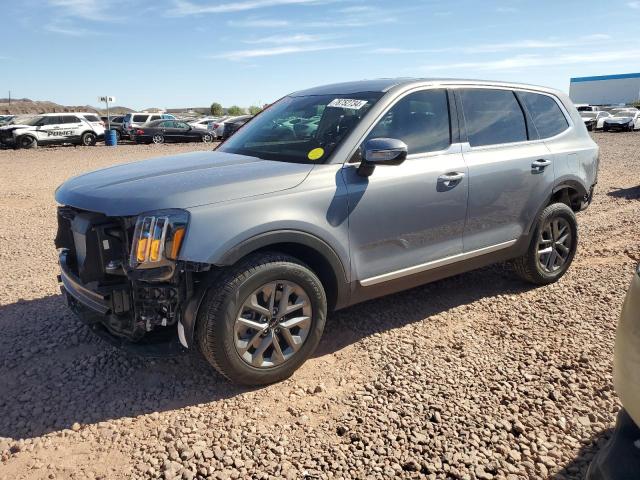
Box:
[0,134,638,480]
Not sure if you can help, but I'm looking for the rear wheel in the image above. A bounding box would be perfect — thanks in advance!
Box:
[196,252,327,385]
[152,134,164,144]
[18,135,37,149]
[202,133,214,143]
[81,132,97,146]
[512,203,578,285]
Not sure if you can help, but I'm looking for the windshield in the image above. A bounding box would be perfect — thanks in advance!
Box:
[217,93,384,163]
[22,116,45,126]
[581,112,597,119]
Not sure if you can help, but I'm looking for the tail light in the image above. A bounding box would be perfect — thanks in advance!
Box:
[212,123,220,129]
[136,129,145,135]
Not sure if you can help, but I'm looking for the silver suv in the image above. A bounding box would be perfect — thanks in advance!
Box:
[55,79,599,385]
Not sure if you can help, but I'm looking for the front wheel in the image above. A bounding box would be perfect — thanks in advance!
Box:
[152,134,164,144]
[18,135,37,149]
[196,252,327,385]
[512,203,578,285]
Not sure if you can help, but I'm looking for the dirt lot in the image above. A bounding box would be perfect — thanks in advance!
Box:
[0,135,638,480]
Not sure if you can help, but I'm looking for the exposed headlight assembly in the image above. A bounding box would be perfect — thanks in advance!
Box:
[130,209,189,269]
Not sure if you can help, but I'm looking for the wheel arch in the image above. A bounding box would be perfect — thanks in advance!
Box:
[550,179,588,212]
[180,230,350,348]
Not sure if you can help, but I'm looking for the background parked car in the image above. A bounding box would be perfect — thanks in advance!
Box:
[576,105,602,112]
[212,115,247,139]
[220,115,253,140]
[123,112,175,136]
[189,116,223,130]
[131,119,215,144]
[580,111,611,131]
[0,115,15,126]
[603,111,640,132]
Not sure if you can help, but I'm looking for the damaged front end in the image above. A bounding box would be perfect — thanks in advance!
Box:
[55,206,208,354]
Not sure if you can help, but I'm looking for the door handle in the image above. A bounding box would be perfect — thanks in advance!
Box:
[437,172,465,190]
[531,159,551,171]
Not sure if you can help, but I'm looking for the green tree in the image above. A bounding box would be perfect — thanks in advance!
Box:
[227,105,245,116]
[210,102,224,116]
[248,105,262,115]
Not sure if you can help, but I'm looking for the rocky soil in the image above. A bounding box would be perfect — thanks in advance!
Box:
[0,134,638,479]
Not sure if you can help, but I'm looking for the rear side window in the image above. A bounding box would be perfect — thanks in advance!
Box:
[61,115,79,123]
[83,114,100,122]
[366,89,451,155]
[460,89,527,147]
[519,92,569,139]
[133,115,148,122]
[150,115,161,121]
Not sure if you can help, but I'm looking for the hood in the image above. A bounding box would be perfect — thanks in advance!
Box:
[606,117,632,123]
[0,124,29,131]
[55,150,314,216]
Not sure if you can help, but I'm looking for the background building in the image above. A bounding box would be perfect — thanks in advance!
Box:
[569,73,640,105]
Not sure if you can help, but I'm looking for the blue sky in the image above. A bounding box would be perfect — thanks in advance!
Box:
[2,0,640,109]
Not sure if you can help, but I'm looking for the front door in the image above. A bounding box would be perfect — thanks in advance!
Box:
[344,89,469,284]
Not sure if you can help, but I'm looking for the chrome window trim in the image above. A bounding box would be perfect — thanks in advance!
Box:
[359,239,517,287]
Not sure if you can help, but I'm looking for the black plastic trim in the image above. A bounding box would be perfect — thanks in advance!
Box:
[59,253,110,315]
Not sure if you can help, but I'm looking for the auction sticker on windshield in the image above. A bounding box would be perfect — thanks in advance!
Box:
[328,99,368,110]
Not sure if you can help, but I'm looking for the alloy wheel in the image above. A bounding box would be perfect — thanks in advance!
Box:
[152,134,164,144]
[202,134,213,143]
[537,217,572,273]
[234,281,312,368]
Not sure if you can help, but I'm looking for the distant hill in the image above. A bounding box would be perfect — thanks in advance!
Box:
[0,98,135,116]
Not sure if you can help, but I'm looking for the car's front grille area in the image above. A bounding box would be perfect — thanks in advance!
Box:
[55,206,129,283]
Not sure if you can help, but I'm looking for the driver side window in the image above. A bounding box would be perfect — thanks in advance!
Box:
[366,89,451,155]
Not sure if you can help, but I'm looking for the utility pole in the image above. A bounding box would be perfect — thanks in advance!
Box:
[8,90,10,105]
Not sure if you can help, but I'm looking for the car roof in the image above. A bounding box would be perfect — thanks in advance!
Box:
[290,77,562,96]
[39,112,97,116]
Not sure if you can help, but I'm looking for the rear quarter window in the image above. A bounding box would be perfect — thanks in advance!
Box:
[83,115,100,122]
[133,115,148,122]
[519,92,569,139]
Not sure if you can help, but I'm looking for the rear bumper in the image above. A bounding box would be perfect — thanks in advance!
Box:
[587,409,640,480]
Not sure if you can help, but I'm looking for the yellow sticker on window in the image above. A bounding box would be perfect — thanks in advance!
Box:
[308,147,325,160]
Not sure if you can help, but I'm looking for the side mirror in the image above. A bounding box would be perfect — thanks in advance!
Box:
[358,138,408,177]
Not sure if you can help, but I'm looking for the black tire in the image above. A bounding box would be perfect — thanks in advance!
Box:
[512,203,578,285]
[114,130,121,141]
[81,132,97,146]
[196,252,327,385]
[152,134,164,144]
[18,135,37,149]
[603,126,609,132]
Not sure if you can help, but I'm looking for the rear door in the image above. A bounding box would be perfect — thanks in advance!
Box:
[345,88,469,284]
[173,121,194,141]
[60,115,84,142]
[457,87,554,252]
